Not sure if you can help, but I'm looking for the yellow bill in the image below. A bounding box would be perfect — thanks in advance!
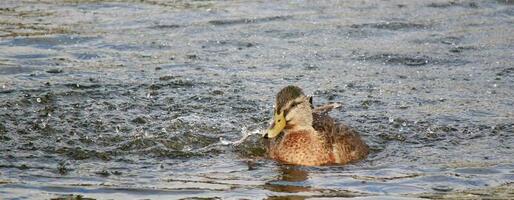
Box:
[266,111,286,138]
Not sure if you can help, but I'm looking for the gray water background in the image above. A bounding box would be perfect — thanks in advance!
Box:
[0,0,513,199]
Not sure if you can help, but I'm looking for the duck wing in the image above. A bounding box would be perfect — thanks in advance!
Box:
[313,103,342,114]
[312,110,369,164]
[331,123,369,164]
[312,111,335,141]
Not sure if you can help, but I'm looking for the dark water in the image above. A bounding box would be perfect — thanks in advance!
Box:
[1,0,513,199]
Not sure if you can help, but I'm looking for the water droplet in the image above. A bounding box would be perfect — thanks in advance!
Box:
[427,128,434,133]
[219,137,231,145]
[402,122,407,127]
[36,98,42,103]
[1,85,5,89]
[388,117,394,123]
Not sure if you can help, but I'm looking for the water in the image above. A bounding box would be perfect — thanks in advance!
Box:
[0,0,513,199]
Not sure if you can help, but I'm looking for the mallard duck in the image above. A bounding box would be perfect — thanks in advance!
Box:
[263,85,368,166]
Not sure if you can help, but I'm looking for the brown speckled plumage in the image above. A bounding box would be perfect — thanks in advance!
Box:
[314,111,369,164]
[265,86,368,166]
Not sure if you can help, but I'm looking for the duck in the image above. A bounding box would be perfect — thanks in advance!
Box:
[263,85,369,166]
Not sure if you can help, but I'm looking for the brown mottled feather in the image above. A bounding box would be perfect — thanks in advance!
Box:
[313,110,368,164]
[268,130,332,166]
[266,105,368,166]
[332,123,369,164]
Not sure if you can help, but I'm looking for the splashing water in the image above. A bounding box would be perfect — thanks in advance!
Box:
[220,126,264,146]
[194,126,264,154]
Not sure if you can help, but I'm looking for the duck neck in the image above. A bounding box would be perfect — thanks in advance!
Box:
[284,124,315,135]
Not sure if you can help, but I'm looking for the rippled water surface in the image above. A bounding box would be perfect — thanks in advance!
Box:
[1,0,513,199]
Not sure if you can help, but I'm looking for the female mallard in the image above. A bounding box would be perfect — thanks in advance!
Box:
[263,85,368,166]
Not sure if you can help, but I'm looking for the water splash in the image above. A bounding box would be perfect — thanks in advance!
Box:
[194,126,264,154]
[220,126,263,146]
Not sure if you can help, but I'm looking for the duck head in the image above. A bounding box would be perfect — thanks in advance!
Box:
[264,85,313,138]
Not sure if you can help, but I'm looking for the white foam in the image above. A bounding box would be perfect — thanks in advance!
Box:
[219,126,263,146]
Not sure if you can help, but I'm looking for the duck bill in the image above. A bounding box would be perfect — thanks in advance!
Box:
[265,112,286,138]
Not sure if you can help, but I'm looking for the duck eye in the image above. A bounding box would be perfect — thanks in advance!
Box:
[291,101,301,108]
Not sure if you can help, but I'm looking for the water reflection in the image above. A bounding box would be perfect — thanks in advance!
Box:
[279,167,310,182]
[265,166,310,193]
